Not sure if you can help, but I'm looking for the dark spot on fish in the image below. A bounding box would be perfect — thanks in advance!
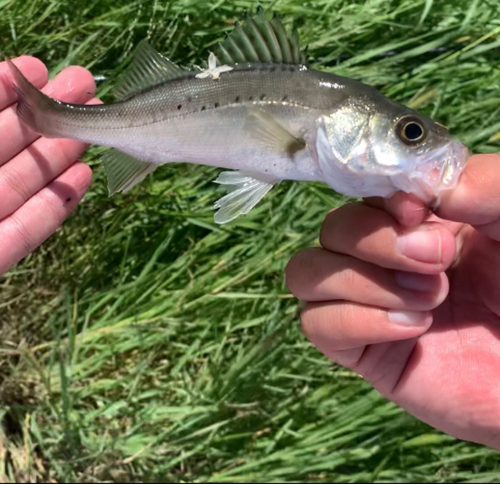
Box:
[235,96,240,103]
[289,67,295,72]
[177,104,182,110]
[214,102,219,108]
[260,94,266,100]
[286,137,306,157]
[270,67,276,72]
[281,94,288,102]
[187,96,192,102]
[281,66,287,72]
[201,106,206,111]
[249,96,253,101]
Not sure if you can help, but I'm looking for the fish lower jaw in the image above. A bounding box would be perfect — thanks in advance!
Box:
[394,140,469,205]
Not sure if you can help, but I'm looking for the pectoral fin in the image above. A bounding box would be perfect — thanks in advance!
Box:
[245,109,306,157]
[101,149,157,195]
[213,171,275,224]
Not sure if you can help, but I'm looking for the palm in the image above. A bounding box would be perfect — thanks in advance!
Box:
[370,225,500,447]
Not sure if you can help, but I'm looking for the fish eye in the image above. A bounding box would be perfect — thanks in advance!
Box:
[395,116,427,146]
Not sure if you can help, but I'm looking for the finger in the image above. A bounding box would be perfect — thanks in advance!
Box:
[0,56,48,110]
[300,301,432,356]
[286,248,448,311]
[437,154,500,241]
[0,162,91,275]
[319,202,456,274]
[364,192,429,228]
[0,65,96,166]
[364,195,463,235]
[0,97,100,220]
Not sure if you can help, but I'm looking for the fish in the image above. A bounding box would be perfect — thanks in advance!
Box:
[4,10,469,224]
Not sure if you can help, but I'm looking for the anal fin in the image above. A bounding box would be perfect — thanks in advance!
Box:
[213,171,275,224]
[101,148,157,195]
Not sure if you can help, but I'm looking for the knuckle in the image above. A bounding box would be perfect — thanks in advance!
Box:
[286,248,334,299]
[48,139,79,169]
[337,266,359,295]
[319,209,340,247]
[299,305,316,338]
[300,302,360,352]
[37,188,61,223]
[3,166,32,203]
[53,140,72,164]
[9,213,36,255]
[284,254,301,295]
[319,202,366,249]
[285,249,316,297]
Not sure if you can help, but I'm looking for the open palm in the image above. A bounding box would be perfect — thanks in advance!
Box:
[286,155,500,449]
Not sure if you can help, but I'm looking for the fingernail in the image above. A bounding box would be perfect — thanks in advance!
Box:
[388,310,432,326]
[396,229,442,263]
[395,271,438,292]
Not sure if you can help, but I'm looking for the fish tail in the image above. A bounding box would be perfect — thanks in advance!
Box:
[4,55,62,137]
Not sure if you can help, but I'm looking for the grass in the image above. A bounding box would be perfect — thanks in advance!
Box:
[1,0,500,481]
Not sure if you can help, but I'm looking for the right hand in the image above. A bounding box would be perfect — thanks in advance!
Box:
[286,154,500,449]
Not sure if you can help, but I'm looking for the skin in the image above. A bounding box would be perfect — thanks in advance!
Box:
[1,56,498,450]
[0,56,97,275]
[286,154,500,450]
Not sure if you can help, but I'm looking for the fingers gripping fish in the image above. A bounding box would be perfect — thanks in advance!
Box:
[3,11,468,224]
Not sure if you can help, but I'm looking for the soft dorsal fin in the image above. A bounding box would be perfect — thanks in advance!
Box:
[215,11,306,66]
[114,41,185,100]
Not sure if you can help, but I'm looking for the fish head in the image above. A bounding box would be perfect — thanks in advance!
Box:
[313,99,469,205]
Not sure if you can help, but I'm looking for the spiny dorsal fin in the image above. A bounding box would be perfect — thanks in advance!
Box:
[215,11,306,66]
[114,41,186,100]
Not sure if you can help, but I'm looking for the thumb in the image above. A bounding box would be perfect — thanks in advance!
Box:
[436,154,500,240]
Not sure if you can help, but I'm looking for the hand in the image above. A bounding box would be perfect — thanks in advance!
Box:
[286,154,500,449]
[0,56,97,276]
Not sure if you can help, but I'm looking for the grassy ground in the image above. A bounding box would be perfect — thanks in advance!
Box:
[1,0,500,481]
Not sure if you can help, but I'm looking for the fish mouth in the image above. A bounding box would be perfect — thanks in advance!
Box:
[438,139,469,189]
[393,139,469,206]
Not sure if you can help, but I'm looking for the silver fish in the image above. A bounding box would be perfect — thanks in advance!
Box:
[5,12,469,223]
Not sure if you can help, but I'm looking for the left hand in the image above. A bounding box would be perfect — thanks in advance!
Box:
[285,154,500,449]
[0,56,97,276]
